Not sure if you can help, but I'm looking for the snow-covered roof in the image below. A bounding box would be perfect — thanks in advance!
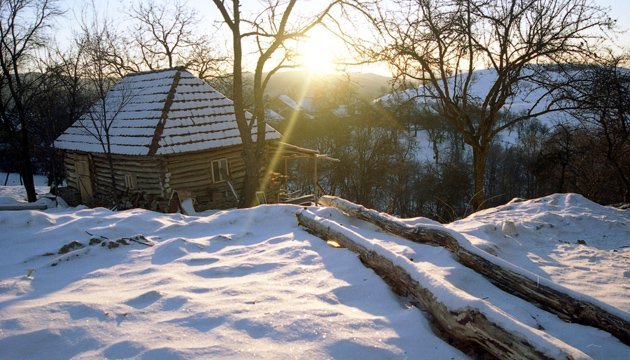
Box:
[265,108,284,122]
[277,94,302,111]
[55,68,281,156]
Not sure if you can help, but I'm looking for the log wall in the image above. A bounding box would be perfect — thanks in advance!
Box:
[62,143,286,211]
[63,154,79,190]
[164,145,244,210]
[64,151,166,200]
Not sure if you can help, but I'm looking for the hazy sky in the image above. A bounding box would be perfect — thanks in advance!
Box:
[53,0,630,75]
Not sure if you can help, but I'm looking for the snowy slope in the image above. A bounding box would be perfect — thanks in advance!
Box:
[376,67,576,162]
[447,193,630,313]
[377,67,573,126]
[0,203,466,359]
[1,187,628,358]
[301,206,629,359]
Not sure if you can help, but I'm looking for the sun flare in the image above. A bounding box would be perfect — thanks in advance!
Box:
[297,30,340,74]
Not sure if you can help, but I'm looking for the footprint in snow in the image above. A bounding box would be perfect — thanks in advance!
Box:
[103,341,145,359]
[125,290,162,309]
[183,257,220,267]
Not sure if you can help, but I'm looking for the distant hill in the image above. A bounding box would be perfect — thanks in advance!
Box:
[376,66,579,128]
[260,71,393,100]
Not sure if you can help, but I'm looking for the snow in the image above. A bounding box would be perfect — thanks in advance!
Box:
[278,95,303,111]
[0,193,466,358]
[54,69,282,156]
[0,173,50,204]
[378,67,568,125]
[1,185,628,358]
[448,193,630,313]
[301,206,629,359]
[376,66,579,162]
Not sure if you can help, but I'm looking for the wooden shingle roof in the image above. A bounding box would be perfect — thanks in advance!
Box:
[55,68,281,156]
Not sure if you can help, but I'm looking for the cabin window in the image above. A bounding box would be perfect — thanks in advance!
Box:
[211,159,229,183]
[124,174,137,190]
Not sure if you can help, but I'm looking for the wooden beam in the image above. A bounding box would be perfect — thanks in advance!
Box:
[313,156,318,206]
[317,154,340,162]
[0,203,48,211]
[318,195,630,345]
[282,194,314,205]
[296,209,585,360]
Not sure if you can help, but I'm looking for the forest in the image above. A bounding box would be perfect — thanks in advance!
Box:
[1,0,628,221]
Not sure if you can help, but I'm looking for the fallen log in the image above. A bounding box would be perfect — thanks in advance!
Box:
[0,203,47,211]
[296,209,587,360]
[318,195,630,345]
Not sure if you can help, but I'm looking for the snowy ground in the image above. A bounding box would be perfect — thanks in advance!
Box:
[447,194,630,313]
[0,188,466,359]
[305,203,629,359]
[0,172,50,205]
[0,183,628,359]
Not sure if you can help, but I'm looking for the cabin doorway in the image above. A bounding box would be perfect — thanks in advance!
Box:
[74,155,93,202]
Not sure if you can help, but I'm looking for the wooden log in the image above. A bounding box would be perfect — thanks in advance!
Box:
[296,209,586,360]
[319,195,630,345]
[0,204,48,211]
[282,194,314,205]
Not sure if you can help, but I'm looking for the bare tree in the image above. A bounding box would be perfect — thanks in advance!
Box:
[129,0,196,69]
[0,0,61,202]
[364,0,614,210]
[185,41,229,81]
[75,14,133,202]
[129,0,223,73]
[210,0,343,207]
[559,57,630,201]
[29,52,85,187]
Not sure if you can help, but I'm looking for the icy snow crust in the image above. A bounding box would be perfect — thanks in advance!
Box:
[0,204,466,359]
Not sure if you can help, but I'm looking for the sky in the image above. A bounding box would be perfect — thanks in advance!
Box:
[53,0,630,76]
[598,0,630,47]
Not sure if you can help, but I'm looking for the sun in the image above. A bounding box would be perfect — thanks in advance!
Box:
[297,30,341,74]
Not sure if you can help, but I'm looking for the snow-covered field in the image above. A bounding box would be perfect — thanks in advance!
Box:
[0,183,628,359]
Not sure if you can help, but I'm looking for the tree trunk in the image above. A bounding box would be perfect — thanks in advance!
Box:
[471,145,487,211]
[19,127,37,202]
[239,147,260,208]
[229,0,260,209]
[609,157,630,203]
[319,195,630,346]
[106,151,118,203]
[296,208,586,359]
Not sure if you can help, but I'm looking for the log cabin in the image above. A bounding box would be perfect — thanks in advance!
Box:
[54,68,330,211]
